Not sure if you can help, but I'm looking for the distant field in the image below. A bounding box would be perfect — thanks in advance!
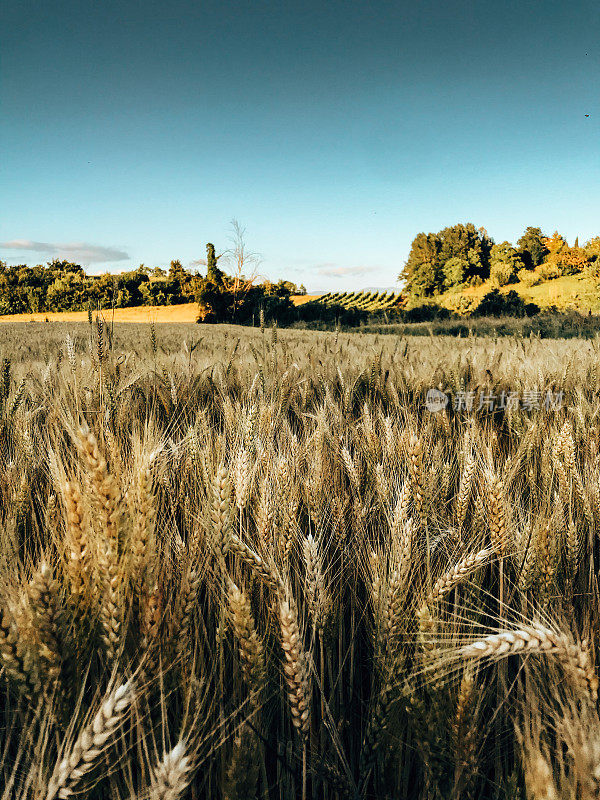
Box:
[0,302,201,324]
[0,296,313,323]
[290,294,322,305]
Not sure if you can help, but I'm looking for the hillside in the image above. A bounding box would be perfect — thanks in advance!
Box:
[435,273,600,315]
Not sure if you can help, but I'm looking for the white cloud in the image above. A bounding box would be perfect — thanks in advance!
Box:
[0,240,129,263]
[317,265,374,278]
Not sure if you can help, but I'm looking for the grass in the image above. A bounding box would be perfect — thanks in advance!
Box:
[1,322,600,798]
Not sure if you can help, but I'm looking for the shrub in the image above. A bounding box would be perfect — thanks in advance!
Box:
[473,289,539,318]
[557,247,589,276]
[584,236,600,262]
[403,302,455,323]
[517,268,540,287]
[295,300,368,327]
[469,275,485,287]
[490,262,515,287]
[585,260,600,282]
[535,262,561,281]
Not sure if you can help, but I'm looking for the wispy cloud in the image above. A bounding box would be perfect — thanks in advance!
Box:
[0,240,129,263]
[316,265,374,278]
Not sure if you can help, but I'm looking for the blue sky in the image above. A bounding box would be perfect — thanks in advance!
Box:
[2,0,598,291]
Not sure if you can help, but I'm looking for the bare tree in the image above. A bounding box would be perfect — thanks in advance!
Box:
[224,219,262,279]
[223,219,263,316]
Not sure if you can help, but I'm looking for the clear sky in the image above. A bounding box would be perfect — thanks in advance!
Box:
[1,0,598,291]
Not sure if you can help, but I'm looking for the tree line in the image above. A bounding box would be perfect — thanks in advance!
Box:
[0,251,306,319]
[400,224,600,298]
[4,225,599,323]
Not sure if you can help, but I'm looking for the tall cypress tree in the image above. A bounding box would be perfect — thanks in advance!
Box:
[206,243,223,284]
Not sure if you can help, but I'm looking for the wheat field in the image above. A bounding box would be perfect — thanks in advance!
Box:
[1,320,600,799]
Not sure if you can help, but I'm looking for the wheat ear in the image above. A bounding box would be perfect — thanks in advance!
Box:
[459,626,598,701]
[78,427,121,660]
[229,533,284,592]
[148,741,192,800]
[61,481,88,605]
[131,464,156,580]
[210,465,233,562]
[456,452,476,527]
[45,681,135,799]
[0,605,38,699]
[278,597,311,737]
[428,548,492,605]
[453,668,477,780]
[172,565,202,660]
[29,562,63,686]
[487,472,508,557]
[303,534,327,633]
[408,434,425,524]
[228,580,266,703]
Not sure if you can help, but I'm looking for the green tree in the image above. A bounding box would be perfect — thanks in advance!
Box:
[141,278,172,306]
[168,259,186,281]
[489,241,524,286]
[46,271,90,311]
[443,257,469,288]
[402,224,492,296]
[168,260,195,302]
[516,227,548,269]
[400,232,442,297]
[120,267,150,306]
[437,223,492,283]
